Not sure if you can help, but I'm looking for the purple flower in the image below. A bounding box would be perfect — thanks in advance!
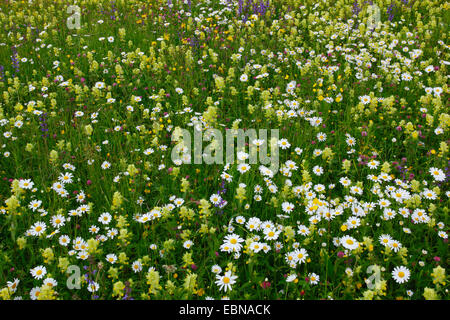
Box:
[387,4,395,21]
[352,0,362,16]
[11,46,20,75]
[39,113,49,138]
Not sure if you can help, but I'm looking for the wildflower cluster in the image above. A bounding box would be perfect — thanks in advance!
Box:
[0,0,448,300]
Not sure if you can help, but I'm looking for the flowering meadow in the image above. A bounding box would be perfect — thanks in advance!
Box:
[0,0,448,301]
